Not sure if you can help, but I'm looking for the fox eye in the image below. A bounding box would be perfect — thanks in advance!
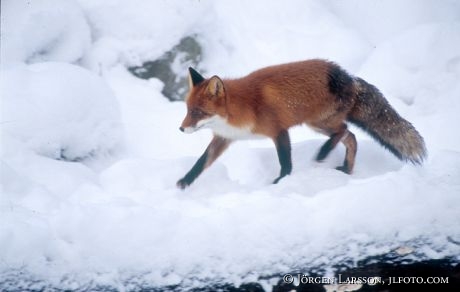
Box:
[190,108,207,119]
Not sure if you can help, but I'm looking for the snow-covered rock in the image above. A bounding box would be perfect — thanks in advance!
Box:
[1,62,123,161]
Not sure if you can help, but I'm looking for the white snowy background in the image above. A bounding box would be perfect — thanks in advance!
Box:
[1,0,460,290]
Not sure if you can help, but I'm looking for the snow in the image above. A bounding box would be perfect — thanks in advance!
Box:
[76,0,211,71]
[1,62,123,161]
[0,0,91,66]
[1,0,460,290]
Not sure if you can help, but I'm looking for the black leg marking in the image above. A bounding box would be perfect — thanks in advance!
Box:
[177,151,208,189]
[273,130,292,184]
[316,134,337,161]
[177,136,231,189]
[335,160,350,174]
[315,124,347,162]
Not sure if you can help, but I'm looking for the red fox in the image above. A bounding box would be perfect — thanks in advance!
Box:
[177,59,426,189]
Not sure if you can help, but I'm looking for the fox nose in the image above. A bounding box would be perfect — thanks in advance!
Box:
[179,127,184,132]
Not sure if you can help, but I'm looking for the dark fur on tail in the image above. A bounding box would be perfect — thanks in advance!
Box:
[348,77,427,164]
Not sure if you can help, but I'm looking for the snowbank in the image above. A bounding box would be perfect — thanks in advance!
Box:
[77,0,211,71]
[1,0,91,66]
[1,62,123,161]
[1,0,460,290]
[325,0,460,45]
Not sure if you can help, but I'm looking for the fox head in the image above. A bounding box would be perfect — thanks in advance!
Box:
[179,67,227,133]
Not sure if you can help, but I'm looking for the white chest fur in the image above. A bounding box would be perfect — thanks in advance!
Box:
[197,115,265,140]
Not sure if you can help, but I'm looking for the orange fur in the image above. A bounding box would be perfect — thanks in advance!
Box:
[181,60,354,138]
[177,59,425,189]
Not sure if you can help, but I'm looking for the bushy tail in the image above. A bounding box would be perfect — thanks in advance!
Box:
[348,77,427,164]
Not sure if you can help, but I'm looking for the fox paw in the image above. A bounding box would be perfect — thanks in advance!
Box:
[273,177,282,184]
[335,165,351,174]
[272,175,288,184]
[176,178,190,190]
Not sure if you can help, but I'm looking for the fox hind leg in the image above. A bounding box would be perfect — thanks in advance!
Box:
[314,123,357,174]
[315,123,347,161]
[336,130,357,174]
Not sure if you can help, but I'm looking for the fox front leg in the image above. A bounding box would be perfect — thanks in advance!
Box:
[177,136,232,189]
[273,129,292,184]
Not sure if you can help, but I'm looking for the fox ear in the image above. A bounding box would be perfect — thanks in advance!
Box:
[207,76,225,98]
[188,67,205,87]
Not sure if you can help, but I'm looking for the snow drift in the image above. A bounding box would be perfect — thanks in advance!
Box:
[1,0,460,290]
[1,62,123,161]
[0,0,91,66]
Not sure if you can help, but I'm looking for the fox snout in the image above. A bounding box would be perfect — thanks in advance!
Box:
[179,125,194,133]
[180,114,216,134]
[179,114,196,133]
[178,119,198,134]
[178,126,195,133]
